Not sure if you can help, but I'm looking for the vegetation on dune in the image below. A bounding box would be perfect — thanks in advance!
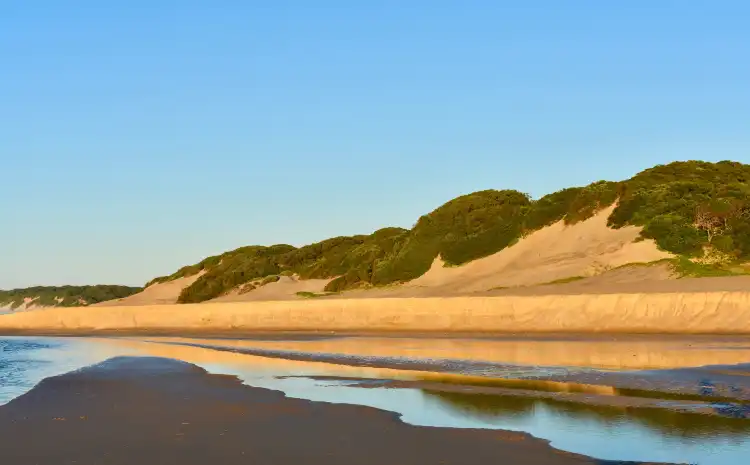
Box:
[605,161,750,259]
[170,228,409,303]
[541,276,587,286]
[296,291,339,298]
[0,285,142,309]
[145,161,750,303]
[669,256,750,278]
[176,244,295,304]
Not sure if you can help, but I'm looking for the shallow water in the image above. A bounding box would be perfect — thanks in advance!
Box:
[2,335,750,464]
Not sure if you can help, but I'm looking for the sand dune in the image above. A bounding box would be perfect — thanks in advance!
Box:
[82,204,743,309]
[96,272,331,307]
[2,292,750,334]
[408,205,672,293]
[93,273,203,307]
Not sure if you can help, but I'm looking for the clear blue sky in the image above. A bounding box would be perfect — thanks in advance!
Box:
[2,1,749,289]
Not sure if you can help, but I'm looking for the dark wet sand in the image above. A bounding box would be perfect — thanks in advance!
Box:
[0,356,669,465]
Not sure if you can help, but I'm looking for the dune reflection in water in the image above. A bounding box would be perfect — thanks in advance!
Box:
[106,336,750,465]
[4,334,750,465]
[131,335,750,371]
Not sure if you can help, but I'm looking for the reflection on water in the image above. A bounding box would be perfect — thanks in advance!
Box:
[424,390,750,439]
[409,373,750,405]
[0,336,142,404]
[2,335,750,464]
[146,335,750,370]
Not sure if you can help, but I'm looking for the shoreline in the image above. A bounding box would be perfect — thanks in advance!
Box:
[0,356,666,465]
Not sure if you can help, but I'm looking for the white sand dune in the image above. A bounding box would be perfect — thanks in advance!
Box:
[407,205,672,293]
[93,273,204,307]
[105,204,742,305]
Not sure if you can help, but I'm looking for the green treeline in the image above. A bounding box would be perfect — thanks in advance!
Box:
[144,160,750,304]
[0,285,142,309]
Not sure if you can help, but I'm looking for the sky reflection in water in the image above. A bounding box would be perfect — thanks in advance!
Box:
[1,335,749,464]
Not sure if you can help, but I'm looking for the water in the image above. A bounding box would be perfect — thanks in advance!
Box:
[0,336,144,403]
[2,335,750,464]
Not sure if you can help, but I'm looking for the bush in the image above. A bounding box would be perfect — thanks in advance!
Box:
[260,275,280,285]
[641,214,706,256]
[150,160,750,302]
[0,285,141,308]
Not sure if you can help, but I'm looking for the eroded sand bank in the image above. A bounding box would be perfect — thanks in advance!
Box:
[2,292,750,334]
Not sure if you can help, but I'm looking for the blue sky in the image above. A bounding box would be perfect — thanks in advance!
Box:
[2,1,749,288]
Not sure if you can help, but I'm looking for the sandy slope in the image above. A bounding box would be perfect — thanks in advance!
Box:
[211,275,332,303]
[83,205,733,306]
[93,273,331,306]
[407,205,672,293]
[94,273,203,307]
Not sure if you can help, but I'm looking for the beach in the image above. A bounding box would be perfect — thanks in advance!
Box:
[0,355,661,465]
[3,334,750,464]
[3,291,750,335]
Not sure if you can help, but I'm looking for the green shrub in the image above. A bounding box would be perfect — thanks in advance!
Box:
[541,276,586,285]
[295,291,318,298]
[296,291,338,298]
[261,275,281,285]
[0,285,141,308]
[148,160,750,302]
[670,256,742,278]
[522,187,583,231]
[641,214,705,255]
[238,283,256,295]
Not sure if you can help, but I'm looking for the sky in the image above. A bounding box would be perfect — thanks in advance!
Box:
[2,1,750,289]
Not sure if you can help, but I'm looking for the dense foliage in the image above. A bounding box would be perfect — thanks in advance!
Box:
[147,161,750,303]
[0,285,142,309]
[370,182,620,285]
[173,228,408,303]
[609,161,750,257]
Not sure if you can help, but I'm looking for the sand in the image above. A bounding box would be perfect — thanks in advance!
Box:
[87,205,677,307]
[211,275,333,302]
[10,201,750,334]
[406,205,672,293]
[95,273,332,307]
[93,272,204,307]
[0,356,661,465]
[78,204,748,308]
[2,291,750,334]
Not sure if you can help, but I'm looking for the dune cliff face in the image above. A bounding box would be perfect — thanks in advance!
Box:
[2,292,750,334]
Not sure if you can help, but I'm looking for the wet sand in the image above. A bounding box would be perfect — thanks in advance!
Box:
[0,356,668,465]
